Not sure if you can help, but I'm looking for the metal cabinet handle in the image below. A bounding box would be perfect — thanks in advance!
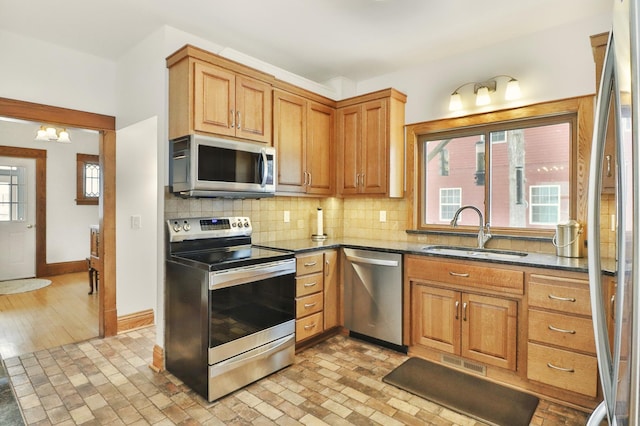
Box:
[548,324,576,334]
[355,173,360,187]
[304,323,317,330]
[462,302,468,321]
[304,302,317,309]
[237,111,241,131]
[230,109,235,128]
[454,301,459,320]
[304,261,317,267]
[360,173,365,187]
[449,271,470,278]
[547,362,575,373]
[606,154,612,177]
[308,172,312,186]
[611,294,616,319]
[303,282,317,288]
[325,260,330,276]
[548,294,576,302]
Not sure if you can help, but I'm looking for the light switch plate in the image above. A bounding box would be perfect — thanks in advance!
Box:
[284,211,290,223]
[131,215,141,229]
[379,211,387,222]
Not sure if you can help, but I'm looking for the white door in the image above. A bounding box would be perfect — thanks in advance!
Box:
[0,156,36,280]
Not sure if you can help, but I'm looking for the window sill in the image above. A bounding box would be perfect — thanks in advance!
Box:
[76,198,98,206]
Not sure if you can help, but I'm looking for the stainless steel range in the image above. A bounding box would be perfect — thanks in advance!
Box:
[165,216,296,401]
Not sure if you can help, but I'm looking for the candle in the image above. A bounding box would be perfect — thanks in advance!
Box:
[317,208,323,236]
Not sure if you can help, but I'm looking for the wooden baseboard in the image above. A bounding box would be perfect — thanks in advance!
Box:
[117,309,154,333]
[41,260,87,276]
[150,344,165,372]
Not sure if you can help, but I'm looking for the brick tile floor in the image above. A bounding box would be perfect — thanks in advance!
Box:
[3,327,593,425]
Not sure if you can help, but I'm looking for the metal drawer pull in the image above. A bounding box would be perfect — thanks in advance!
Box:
[462,302,468,321]
[304,261,318,267]
[230,109,235,128]
[455,301,460,320]
[304,323,317,330]
[449,271,470,278]
[546,362,575,373]
[548,294,576,302]
[548,325,576,334]
[304,302,317,308]
[304,282,317,287]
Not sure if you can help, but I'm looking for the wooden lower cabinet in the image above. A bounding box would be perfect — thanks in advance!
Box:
[411,283,517,371]
[295,249,341,345]
[405,255,601,410]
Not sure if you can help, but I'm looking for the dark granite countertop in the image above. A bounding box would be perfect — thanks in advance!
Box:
[257,237,616,275]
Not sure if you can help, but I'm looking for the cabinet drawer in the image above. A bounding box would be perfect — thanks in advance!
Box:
[528,309,595,354]
[528,274,591,316]
[527,342,597,397]
[406,257,524,295]
[295,272,324,297]
[296,312,323,341]
[296,292,324,318]
[296,253,324,275]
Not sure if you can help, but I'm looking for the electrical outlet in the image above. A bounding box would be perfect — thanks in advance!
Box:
[284,211,290,223]
[379,210,387,222]
[131,215,141,229]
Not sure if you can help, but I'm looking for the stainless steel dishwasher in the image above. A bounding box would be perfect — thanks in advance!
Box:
[342,248,405,351]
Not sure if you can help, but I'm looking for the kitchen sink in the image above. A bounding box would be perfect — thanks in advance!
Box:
[421,245,528,260]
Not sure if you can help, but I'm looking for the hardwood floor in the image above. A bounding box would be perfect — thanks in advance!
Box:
[0,272,98,359]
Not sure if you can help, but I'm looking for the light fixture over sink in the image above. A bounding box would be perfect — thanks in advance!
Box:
[35,125,71,143]
[449,75,521,111]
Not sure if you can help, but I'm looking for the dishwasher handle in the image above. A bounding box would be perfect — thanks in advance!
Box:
[346,254,399,267]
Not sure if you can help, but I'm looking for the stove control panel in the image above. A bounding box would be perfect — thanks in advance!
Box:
[167,217,252,242]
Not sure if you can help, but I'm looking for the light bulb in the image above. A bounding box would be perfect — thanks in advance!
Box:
[505,79,521,100]
[449,92,462,111]
[475,86,491,106]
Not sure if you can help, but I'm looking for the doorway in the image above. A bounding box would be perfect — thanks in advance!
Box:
[0,97,117,337]
[0,156,36,280]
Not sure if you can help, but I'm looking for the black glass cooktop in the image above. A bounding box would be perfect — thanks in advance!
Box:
[172,245,293,271]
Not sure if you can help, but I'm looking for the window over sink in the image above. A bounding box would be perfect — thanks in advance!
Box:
[406,96,593,237]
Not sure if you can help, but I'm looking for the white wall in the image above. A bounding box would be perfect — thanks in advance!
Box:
[115,117,158,315]
[0,119,99,263]
[0,30,116,115]
[356,14,611,124]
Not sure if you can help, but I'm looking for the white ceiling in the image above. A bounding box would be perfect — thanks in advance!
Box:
[0,0,611,83]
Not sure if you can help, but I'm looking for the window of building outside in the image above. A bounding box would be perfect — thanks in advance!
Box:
[76,154,99,205]
[0,165,26,221]
[419,116,573,233]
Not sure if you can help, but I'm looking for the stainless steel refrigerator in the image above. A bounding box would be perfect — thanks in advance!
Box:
[587,0,639,424]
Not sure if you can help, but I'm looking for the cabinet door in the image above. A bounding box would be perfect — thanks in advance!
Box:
[307,102,335,195]
[461,293,517,371]
[323,250,340,329]
[361,99,388,194]
[235,75,272,144]
[193,62,235,137]
[337,105,362,194]
[274,91,306,192]
[411,284,460,354]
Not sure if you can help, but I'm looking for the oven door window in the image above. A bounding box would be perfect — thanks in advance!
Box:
[209,274,294,347]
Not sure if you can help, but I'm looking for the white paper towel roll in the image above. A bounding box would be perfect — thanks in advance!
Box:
[317,208,323,236]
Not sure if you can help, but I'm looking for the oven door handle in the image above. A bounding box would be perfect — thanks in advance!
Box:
[209,258,295,290]
[209,334,294,374]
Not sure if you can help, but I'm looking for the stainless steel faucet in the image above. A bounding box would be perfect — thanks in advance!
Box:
[450,205,492,248]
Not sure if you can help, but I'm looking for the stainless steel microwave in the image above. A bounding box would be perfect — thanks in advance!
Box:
[170,134,276,198]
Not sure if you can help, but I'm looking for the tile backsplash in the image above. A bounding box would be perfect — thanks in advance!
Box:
[165,188,616,258]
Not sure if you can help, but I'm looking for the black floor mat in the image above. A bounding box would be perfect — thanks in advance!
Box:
[383,357,539,426]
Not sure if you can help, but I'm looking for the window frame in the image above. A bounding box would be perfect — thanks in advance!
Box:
[76,153,100,206]
[405,96,593,238]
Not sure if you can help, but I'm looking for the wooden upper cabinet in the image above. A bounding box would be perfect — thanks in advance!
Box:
[167,45,273,144]
[337,89,406,197]
[273,89,334,195]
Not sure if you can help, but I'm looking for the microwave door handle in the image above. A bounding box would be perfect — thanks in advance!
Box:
[260,149,268,187]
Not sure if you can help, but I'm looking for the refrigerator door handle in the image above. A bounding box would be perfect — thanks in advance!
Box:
[587,30,619,425]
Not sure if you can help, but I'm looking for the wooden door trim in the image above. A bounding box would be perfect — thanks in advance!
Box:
[0,97,117,337]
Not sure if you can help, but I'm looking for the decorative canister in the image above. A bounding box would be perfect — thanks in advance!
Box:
[552,220,584,258]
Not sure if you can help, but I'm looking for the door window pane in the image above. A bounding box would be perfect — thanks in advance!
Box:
[0,165,26,222]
